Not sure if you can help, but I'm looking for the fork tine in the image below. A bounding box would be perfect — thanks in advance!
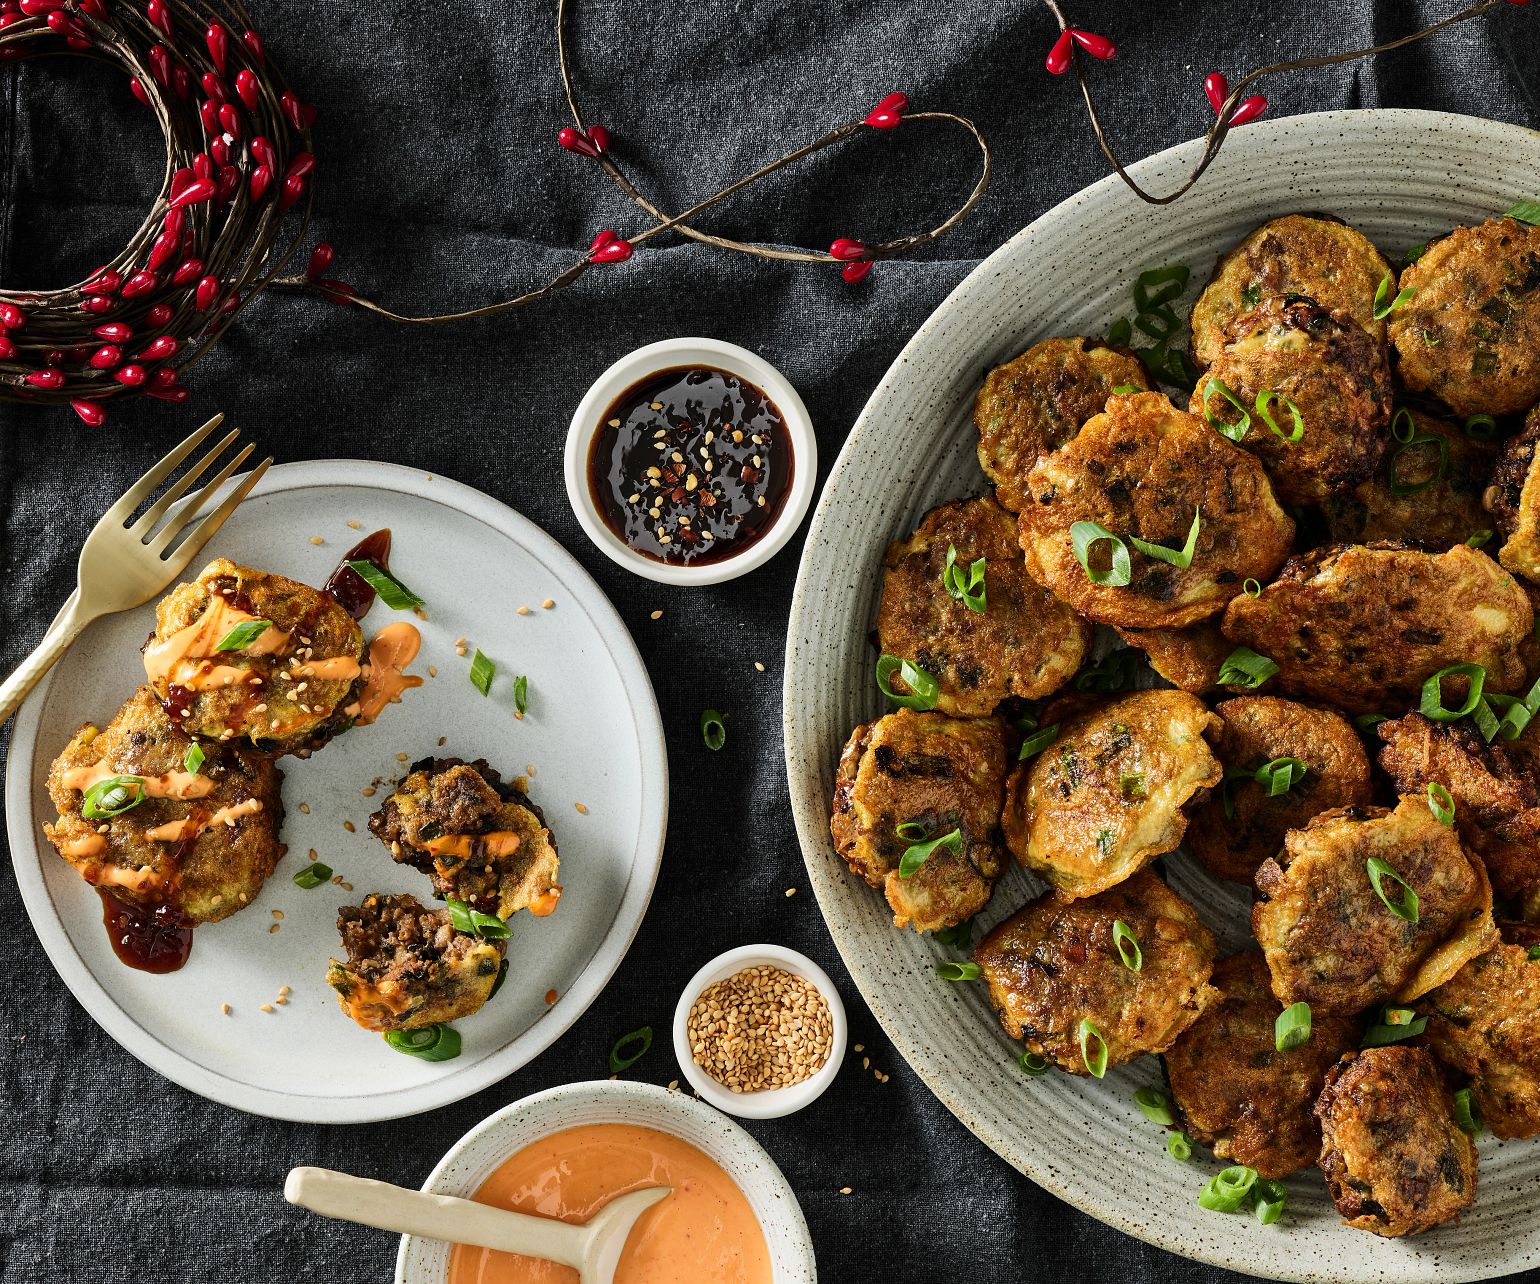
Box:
[146,443,255,558]
[129,427,241,537]
[99,413,225,528]
[160,457,272,577]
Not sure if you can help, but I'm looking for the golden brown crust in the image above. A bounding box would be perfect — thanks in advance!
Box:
[874,497,1091,716]
[1019,392,1294,630]
[1487,405,1540,584]
[829,709,1006,933]
[1221,542,1532,714]
[1253,795,1498,1015]
[1390,217,1540,418]
[1002,689,1221,898]
[1112,619,1234,695]
[1186,696,1373,886]
[1189,214,1394,367]
[1190,296,1392,505]
[1316,1046,1478,1237]
[973,337,1151,513]
[1163,952,1361,1177]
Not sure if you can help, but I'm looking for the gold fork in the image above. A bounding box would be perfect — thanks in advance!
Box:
[0,413,272,727]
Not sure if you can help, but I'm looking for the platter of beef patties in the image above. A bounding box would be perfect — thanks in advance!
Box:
[785,110,1540,1282]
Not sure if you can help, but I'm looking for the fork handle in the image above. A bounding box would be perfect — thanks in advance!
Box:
[0,591,93,729]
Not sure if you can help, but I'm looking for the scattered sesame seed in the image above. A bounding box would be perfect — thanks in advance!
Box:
[396,753,408,762]
[347,519,361,529]
[340,881,353,891]
[754,661,766,673]
[269,923,280,934]
[854,1044,865,1053]
[439,736,448,747]
[649,401,663,411]
[221,1003,231,1015]
[542,598,555,610]
[455,646,467,657]
[428,665,438,678]
[275,997,289,1006]
[669,1079,680,1091]
[454,636,467,647]
[278,986,291,996]
[650,609,663,620]
[343,820,355,833]
[299,803,311,814]
[526,764,537,776]
[840,1187,853,1196]
[785,887,796,897]
[517,606,531,616]
[309,535,324,546]
[271,909,284,920]
[260,1003,274,1013]
[608,418,621,427]
[545,988,558,1005]
[361,786,375,797]
[575,802,589,814]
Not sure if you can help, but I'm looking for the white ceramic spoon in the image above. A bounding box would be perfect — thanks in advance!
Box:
[285,1165,670,1284]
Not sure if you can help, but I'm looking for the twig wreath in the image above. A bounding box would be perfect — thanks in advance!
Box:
[0,0,1531,424]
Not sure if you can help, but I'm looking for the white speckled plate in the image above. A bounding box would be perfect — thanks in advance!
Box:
[5,460,666,1122]
[783,110,1540,1282]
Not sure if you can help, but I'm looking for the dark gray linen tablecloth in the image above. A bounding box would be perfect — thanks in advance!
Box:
[2,2,1538,1280]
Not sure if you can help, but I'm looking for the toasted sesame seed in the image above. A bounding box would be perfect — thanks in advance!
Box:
[362,786,376,797]
[275,997,289,1006]
[221,1002,231,1015]
[260,1003,274,1013]
[650,610,663,620]
[542,598,555,610]
[686,965,833,1093]
[575,802,589,814]
[347,519,361,529]
[649,401,663,411]
[608,417,621,427]
[840,1187,852,1196]
[269,923,280,934]
[278,986,291,996]
[340,881,353,891]
[343,820,355,833]
[309,535,324,546]
[428,665,438,678]
[299,803,311,815]
[755,662,766,673]
[271,909,284,920]
[785,887,796,897]
[396,753,408,762]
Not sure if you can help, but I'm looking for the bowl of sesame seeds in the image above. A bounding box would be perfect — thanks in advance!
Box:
[672,943,846,1119]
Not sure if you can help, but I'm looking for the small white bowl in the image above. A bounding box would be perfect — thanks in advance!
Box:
[563,337,817,586]
[673,944,847,1120]
[394,1079,816,1284]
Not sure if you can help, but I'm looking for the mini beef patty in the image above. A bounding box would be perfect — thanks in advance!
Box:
[327,892,506,1032]
[44,686,283,923]
[973,336,1152,513]
[1019,392,1294,630]
[369,758,561,921]
[875,496,1092,716]
[975,870,1218,1075]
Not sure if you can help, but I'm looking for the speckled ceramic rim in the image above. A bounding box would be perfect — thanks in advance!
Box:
[782,110,1540,1282]
[394,1079,818,1283]
[671,943,848,1119]
[562,337,818,586]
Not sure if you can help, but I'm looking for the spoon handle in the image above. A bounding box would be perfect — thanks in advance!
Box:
[284,1166,589,1267]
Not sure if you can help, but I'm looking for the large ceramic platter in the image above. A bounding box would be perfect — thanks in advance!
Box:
[6,460,666,1123]
[783,110,1540,1282]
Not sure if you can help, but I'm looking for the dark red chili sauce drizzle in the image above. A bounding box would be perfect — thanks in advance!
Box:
[324,527,392,619]
[98,889,193,974]
[587,365,794,566]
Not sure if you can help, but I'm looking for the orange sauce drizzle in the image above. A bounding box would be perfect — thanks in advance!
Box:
[353,621,424,724]
[423,832,522,860]
[529,887,562,917]
[144,797,263,843]
[143,596,288,687]
[60,765,213,800]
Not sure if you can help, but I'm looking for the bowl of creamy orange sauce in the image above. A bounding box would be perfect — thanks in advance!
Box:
[394,1080,816,1284]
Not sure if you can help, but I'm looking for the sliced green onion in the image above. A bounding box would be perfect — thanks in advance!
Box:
[1388,431,1448,496]
[1200,377,1252,442]
[609,1025,653,1072]
[701,708,727,751]
[1527,944,1540,962]
[1135,304,1180,343]
[1275,1002,1312,1051]
[1111,383,1142,395]
[445,896,511,939]
[488,958,510,1000]
[214,619,271,651]
[1198,1165,1259,1213]
[899,827,962,880]
[1112,919,1143,972]
[1018,724,1060,760]
[935,918,974,950]
[384,1024,461,1061]
[1241,283,1262,309]
[1074,648,1139,694]
[183,743,205,776]
[937,961,981,982]
[1428,781,1456,827]
[1107,316,1133,347]
[1255,756,1308,798]
[1070,521,1132,587]
[1134,1085,1174,1125]
[1120,771,1147,800]
[1373,271,1415,320]
[1367,856,1420,923]
[1217,647,1279,690]
[875,654,940,711]
[1019,1049,1050,1077]
[1453,1087,1483,1136]
[1167,1131,1194,1162]
[1420,663,1486,722]
[1243,578,1262,597]
[1392,407,1418,444]
[1130,506,1201,569]
[1403,242,1428,264]
[1464,413,1498,440]
[1134,264,1191,312]
[1078,1018,1109,1079]
[513,675,529,717]
[81,775,146,820]
[1467,529,1494,550]
[1156,347,1201,393]
[469,648,495,696]
[1505,199,1540,227]
[292,861,333,889]
[1355,712,1389,733]
[1361,1008,1429,1047]
[942,545,988,613]
[345,559,424,610]
[1256,389,1304,443]
[1254,1178,1287,1226]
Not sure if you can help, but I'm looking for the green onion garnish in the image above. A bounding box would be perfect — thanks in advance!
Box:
[445,897,511,939]
[1467,530,1494,550]
[1427,781,1456,827]
[1134,1085,1174,1125]
[1388,430,1448,496]
[1018,724,1060,760]
[1111,383,1141,396]
[1254,1178,1287,1226]
[1130,506,1201,569]
[935,918,974,950]
[1135,304,1180,343]
[214,619,271,651]
[1464,413,1498,440]
[183,743,205,775]
[292,861,333,889]
[1403,242,1428,264]
[1070,521,1132,587]
[1019,1050,1050,1077]
[1200,377,1252,442]
[898,826,962,880]
[936,961,981,982]
[384,1024,462,1061]
[875,654,940,711]
[488,958,510,1000]
[1074,648,1139,694]
[1242,578,1261,597]
[1361,1007,1429,1047]
[942,545,987,613]
[1529,944,1540,962]
[1372,271,1415,320]
[1158,348,1200,393]
[1256,389,1304,442]
[1107,317,1133,347]
[701,708,727,751]
[1392,407,1418,444]
[1111,919,1143,972]
[513,675,529,717]
[1254,756,1308,798]
[609,1025,653,1072]
[1355,712,1388,733]
[345,559,423,610]
[1134,265,1191,312]
[1366,856,1420,923]
[469,648,495,696]
[81,775,146,820]
[1120,772,1146,800]
[1217,647,1279,690]
[1078,1018,1109,1078]
[1453,1087,1483,1136]
[1504,199,1540,227]
[1167,1131,1194,1162]
[1198,1165,1259,1213]
[1275,1002,1312,1051]
[1420,663,1486,722]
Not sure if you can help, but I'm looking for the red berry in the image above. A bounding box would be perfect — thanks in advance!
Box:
[587,124,611,153]
[201,71,227,103]
[149,368,178,390]
[558,126,600,158]
[828,237,867,261]
[280,91,303,131]
[194,277,219,311]
[205,23,228,73]
[71,399,107,427]
[864,91,909,129]
[249,164,273,202]
[147,229,178,271]
[0,335,13,359]
[200,100,219,135]
[139,336,178,361]
[284,151,315,180]
[240,28,264,63]
[114,364,147,386]
[316,278,356,305]
[18,0,61,12]
[218,102,240,139]
[588,234,633,264]
[170,258,203,287]
[1045,29,1074,74]
[192,151,213,180]
[45,10,88,44]
[1228,95,1268,126]
[163,208,184,237]
[210,135,230,167]
[147,42,170,87]
[307,243,335,278]
[147,0,171,36]
[86,268,121,295]
[93,323,132,341]
[1204,72,1229,114]
[1069,29,1117,60]
[172,65,191,101]
[121,270,158,298]
[220,292,241,315]
[278,173,306,210]
[841,260,873,284]
[25,368,63,389]
[88,345,122,369]
[129,77,152,108]
[169,177,216,207]
[250,136,276,169]
[0,302,27,327]
[145,303,173,326]
[235,69,258,109]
